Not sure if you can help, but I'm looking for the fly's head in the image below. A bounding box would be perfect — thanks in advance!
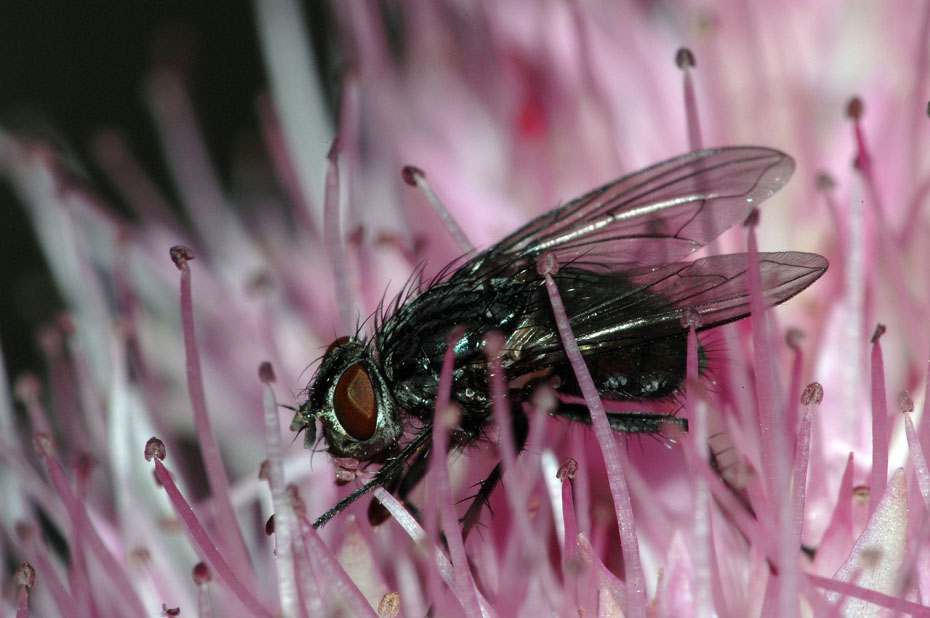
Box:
[295,337,402,462]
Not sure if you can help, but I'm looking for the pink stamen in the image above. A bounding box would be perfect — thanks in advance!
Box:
[744,220,785,506]
[484,334,563,611]
[909,7,930,184]
[372,488,496,617]
[847,99,923,347]
[192,561,211,585]
[61,324,109,455]
[896,393,930,595]
[257,362,298,617]
[13,374,52,438]
[197,585,213,618]
[284,488,324,618]
[901,169,930,247]
[146,438,274,618]
[372,488,454,583]
[620,451,674,555]
[869,324,889,514]
[576,533,627,606]
[816,172,848,262]
[676,47,703,150]
[827,469,908,615]
[538,251,646,618]
[110,236,172,446]
[38,323,86,447]
[558,458,579,559]
[324,139,356,335]
[89,130,180,226]
[808,573,930,615]
[429,337,482,618]
[814,453,855,572]
[436,327,465,410]
[35,434,148,617]
[16,581,29,618]
[847,98,872,178]
[147,71,252,259]
[14,523,74,614]
[598,587,622,616]
[568,4,626,171]
[254,0,332,227]
[170,245,254,579]
[288,538,319,618]
[192,563,214,618]
[785,385,816,611]
[744,222,797,616]
[484,332,519,466]
[918,343,930,459]
[256,95,317,233]
[401,165,473,253]
[15,563,34,618]
[687,389,718,618]
[557,459,581,609]
[683,313,716,614]
[429,330,480,606]
[904,395,930,508]
[296,515,379,618]
[785,330,805,439]
[678,432,775,564]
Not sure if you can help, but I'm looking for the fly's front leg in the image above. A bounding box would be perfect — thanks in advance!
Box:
[460,404,530,540]
[367,440,433,526]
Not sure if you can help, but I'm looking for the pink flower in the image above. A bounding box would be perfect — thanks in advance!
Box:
[1,2,927,616]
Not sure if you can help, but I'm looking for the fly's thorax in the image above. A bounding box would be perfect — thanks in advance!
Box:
[305,337,402,461]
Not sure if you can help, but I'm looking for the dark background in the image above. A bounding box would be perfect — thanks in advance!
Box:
[0,2,337,382]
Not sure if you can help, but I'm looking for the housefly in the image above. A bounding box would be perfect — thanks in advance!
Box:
[293,146,827,531]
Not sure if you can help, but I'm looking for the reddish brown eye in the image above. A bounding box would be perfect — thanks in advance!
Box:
[325,336,352,358]
[333,364,377,440]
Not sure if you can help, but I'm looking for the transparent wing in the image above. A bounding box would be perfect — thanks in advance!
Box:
[465,147,794,276]
[506,251,828,371]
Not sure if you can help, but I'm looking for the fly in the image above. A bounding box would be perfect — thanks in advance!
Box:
[292,146,828,532]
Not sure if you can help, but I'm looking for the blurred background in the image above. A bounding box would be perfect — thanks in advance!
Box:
[0,1,336,381]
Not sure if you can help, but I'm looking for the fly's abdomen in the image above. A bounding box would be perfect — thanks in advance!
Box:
[576,336,688,400]
[505,268,698,402]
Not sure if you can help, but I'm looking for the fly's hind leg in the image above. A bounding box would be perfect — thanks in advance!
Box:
[552,403,688,434]
[460,405,530,540]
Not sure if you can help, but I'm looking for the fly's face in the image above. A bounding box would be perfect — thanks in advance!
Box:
[299,337,402,462]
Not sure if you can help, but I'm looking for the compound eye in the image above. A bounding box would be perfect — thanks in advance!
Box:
[333,364,377,440]
[325,336,352,358]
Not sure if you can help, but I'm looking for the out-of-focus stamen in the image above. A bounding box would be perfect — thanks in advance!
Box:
[676,47,703,151]
[324,139,356,336]
[193,562,214,618]
[35,433,149,617]
[868,325,889,516]
[254,0,332,224]
[146,437,274,618]
[258,362,299,617]
[14,523,73,614]
[402,165,473,254]
[170,245,254,580]
[538,250,646,618]
[371,488,495,618]
[429,332,482,618]
[90,130,180,226]
[296,514,380,618]
[15,563,34,618]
